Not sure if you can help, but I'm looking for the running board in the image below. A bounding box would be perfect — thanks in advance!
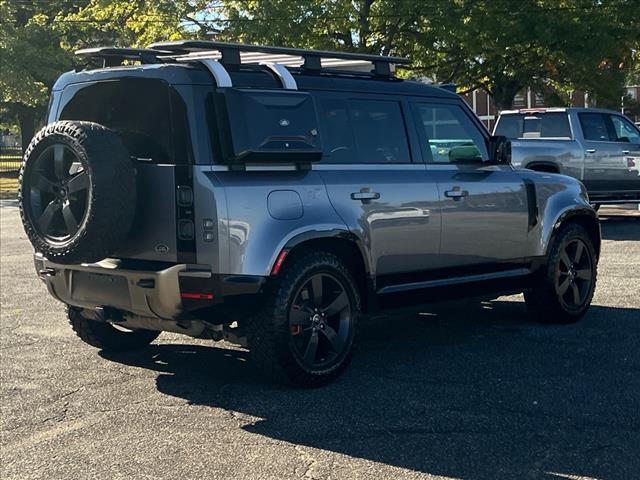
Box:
[377,268,533,295]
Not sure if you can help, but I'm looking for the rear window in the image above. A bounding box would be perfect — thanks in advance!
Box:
[58,78,191,164]
[496,112,571,139]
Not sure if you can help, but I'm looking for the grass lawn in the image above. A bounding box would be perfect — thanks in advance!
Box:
[0,176,19,199]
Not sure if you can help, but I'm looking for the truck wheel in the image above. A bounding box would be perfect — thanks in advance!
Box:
[246,252,360,387]
[525,224,597,323]
[19,121,136,264]
[67,307,160,352]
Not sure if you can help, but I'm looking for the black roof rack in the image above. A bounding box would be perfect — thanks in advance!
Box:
[148,40,410,76]
[75,47,168,67]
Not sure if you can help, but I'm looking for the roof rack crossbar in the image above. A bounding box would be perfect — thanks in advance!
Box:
[149,40,409,76]
[75,47,167,67]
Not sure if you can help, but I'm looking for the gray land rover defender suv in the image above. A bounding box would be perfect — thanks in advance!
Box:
[19,42,600,387]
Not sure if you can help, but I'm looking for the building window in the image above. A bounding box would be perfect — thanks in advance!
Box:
[534,93,545,106]
[513,92,526,107]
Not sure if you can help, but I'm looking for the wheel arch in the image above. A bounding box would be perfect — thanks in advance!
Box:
[273,230,373,311]
[526,161,561,174]
[551,208,601,258]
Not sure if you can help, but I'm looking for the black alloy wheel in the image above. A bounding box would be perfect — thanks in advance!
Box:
[26,144,90,243]
[525,223,597,324]
[288,272,353,370]
[554,238,594,312]
[19,121,136,264]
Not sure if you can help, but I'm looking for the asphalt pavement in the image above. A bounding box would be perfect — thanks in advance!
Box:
[1,202,639,480]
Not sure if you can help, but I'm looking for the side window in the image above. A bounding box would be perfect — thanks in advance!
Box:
[413,103,488,163]
[317,97,357,164]
[610,115,640,144]
[348,100,411,163]
[578,113,613,142]
[317,97,411,164]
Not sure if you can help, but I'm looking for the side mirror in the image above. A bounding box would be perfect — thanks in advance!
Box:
[489,135,512,164]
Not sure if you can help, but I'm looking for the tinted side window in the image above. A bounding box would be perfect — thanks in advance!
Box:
[610,115,640,144]
[316,97,357,164]
[349,100,410,163]
[317,97,410,164]
[539,113,571,137]
[413,103,488,163]
[495,115,524,139]
[59,78,190,164]
[579,113,613,142]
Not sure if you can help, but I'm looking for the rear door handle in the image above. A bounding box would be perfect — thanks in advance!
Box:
[444,187,469,199]
[622,150,630,155]
[351,190,380,202]
[585,149,596,154]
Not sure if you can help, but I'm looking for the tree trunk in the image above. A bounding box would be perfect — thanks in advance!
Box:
[17,107,36,154]
[491,79,523,111]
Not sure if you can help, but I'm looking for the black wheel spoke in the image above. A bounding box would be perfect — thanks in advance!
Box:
[62,204,79,233]
[53,145,67,179]
[33,176,57,194]
[289,306,312,326]
[576,268,591,280]
[310,275,323,307]
[67,172,89,193]
[559,250,572,269]
[38,201,60,232]
[571,283,581,305]
[574,242,584,264]
[324,291,348,317]
[558,277,571,296]
[303,331,319,363]
[320,325,343,352]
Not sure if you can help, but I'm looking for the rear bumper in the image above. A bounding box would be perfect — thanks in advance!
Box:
[34,254,266,320]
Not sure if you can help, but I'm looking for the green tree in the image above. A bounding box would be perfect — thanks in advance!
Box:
[217,0,640,110]
[0,0,205,150]
[0,1,77,150]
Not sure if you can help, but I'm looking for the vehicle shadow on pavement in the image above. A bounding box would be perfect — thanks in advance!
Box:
[101,299,640,480]
[599,215,640,241]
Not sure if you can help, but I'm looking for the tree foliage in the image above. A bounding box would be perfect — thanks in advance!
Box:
[1,0,639,148]
[219,0,640,109]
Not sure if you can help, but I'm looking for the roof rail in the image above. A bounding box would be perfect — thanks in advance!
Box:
[75,47,168,67]
[149,40,410,77]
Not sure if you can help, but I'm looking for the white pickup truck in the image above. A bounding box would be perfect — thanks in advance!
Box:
[494,108,640,206]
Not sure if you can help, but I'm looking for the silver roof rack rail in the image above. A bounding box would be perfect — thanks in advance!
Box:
[176,56,232,88]
[149,40,410,77]
[260,62,297,90]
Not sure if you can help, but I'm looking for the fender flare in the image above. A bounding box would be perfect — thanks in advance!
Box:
[548,206,601,257]
[271,228,372,275]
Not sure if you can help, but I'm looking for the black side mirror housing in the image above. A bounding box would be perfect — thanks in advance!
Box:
[489,135,512,164]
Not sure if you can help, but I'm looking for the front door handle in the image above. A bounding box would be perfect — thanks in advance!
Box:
[622,150,630,155]
[351,189,380,202]
[585,149,597,154]
[444,187,469,200]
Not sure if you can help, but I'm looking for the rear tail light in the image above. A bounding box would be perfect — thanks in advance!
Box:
[178,219,195,240]
[181,292,214,300]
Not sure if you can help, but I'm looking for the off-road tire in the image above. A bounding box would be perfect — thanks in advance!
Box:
[68,307,160,352]
[525,224,597,324]
[246,251,361,388]
[19,121,136,264]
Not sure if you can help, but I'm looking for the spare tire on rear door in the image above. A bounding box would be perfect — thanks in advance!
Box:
[19,121,136,264]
